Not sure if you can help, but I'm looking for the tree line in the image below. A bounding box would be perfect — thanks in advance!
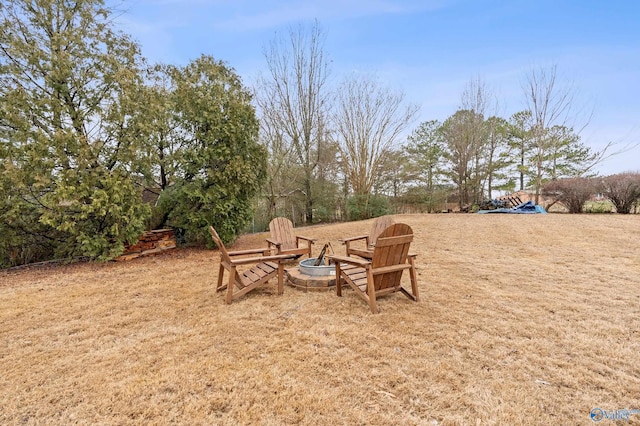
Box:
[0,1,635,267]
[251,25,621,226]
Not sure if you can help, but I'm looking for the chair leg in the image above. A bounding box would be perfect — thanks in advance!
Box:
[277,262,285,295]
[335,263,343,297]
[408,256,419,302]
[226,266,236,304]
[216,264,226,292]
[366,267,377,313]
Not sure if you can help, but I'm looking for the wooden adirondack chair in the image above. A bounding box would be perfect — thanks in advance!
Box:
[266,217,315,259]
[328,223,419,313]
[340,215,395,259]
[209,226,296,304]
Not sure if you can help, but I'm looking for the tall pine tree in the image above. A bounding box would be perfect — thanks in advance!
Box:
[0,0,149,265]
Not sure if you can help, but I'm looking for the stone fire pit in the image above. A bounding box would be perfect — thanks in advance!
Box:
[286,257,337,292]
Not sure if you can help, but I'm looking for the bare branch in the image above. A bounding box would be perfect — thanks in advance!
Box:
[333,74,418,196]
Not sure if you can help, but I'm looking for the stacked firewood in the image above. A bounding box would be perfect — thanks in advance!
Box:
[115,229,176,261]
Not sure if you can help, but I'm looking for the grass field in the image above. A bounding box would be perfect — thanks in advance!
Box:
[1,214,639,425]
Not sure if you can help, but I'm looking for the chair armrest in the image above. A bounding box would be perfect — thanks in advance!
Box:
[338,235,368,244]
[228,247,272,257]
[327,254,370,268]
[296,235,316,243]
[261,253,299,262]
[230,253,298,266]
[265,238,282,247]
[371,264,412,275]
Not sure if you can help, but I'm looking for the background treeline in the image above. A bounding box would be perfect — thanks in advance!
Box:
[0,1,636,268]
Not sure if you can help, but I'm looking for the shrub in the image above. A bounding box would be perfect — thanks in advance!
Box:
[601,172,640,214]
[543,177,598,214]
[347,194,391,221]
[583,201,614,214]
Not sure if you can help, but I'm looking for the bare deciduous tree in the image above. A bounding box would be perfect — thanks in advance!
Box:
[256,92,302,220]
[460,78,492,204]
[522,65,595,203]
[255,21,331,223]
[334,75,417,199]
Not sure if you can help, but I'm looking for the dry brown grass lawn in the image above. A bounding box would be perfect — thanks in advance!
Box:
[1,214,639,425]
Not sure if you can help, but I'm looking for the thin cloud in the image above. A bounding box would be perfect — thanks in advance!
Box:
[211,0,453,31]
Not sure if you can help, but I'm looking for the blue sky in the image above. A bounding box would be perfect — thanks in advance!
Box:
[118,0,639,175]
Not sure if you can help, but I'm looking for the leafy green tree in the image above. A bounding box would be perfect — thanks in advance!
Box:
[545,125,599,180]
[156,55,267,245]
[440,109,486,209]
[507,110,533,191]
[458,77,499,204]
[0,0,149,264]
[310,138,342,222]
[133,64,182,194]
[440,110,513,209]
[507,107,601,200]
[404,120,446,212]
[519,65,609,203]
[346,194,391,221]
[374,148,411,201]
[483,116,512,198]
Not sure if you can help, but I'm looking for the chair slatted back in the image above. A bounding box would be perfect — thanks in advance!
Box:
[269,217,297,251]
[371,223,413,290]
[368,215,395,249]
[209,226,232,264]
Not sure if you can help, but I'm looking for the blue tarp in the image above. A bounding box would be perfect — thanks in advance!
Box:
[477,200,547,214]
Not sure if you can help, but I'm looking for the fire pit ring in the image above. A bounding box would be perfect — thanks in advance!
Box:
[285,257,339,292]
[299,258,336,276]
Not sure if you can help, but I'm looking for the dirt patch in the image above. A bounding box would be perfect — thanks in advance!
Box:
[1,214,639,424]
